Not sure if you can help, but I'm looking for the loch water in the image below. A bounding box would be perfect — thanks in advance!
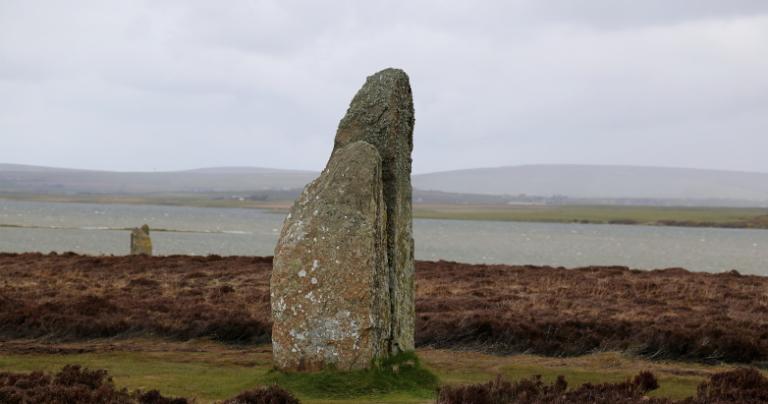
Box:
[1,200,767,275]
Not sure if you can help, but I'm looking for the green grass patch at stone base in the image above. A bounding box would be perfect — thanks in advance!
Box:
[267,351,438,400]
[0,348,439,403]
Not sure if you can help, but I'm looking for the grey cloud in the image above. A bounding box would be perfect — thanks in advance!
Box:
[0,1,766,173]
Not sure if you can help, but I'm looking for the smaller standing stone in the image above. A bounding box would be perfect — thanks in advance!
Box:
[130,224,152,256]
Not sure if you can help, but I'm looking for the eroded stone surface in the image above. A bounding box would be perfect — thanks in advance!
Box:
[333,68,415,353]
[271,141,390,371]
[130,224,152,256]
[271,68,415,371]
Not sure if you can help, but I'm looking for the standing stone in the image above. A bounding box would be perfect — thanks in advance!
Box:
[271,141,390,371]
[130,224,152,256]
[271,68,415,371]
[333,68,416,354]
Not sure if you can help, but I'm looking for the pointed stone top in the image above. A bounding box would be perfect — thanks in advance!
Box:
[331,68,415,354]
[368,68,410,85]
[334,68,414,155]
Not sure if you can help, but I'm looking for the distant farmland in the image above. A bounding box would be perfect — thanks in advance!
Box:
[3,192,768,229]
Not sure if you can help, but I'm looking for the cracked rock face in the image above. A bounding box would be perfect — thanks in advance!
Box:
[271,141,390,371]
[271,68,415,371]
[334,68,415,355]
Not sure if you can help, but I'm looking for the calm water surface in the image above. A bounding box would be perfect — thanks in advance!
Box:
[1,200,766,275]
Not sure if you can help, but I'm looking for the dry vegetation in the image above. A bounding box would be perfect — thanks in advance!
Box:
[0,253,273,344]
[417,261,768,363]
[3,364,767,404]
[0,364,298,404]
[0,364,189,404]
[1,253,767,364]
[437,368,768,404]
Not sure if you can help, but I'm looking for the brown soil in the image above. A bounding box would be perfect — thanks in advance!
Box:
[1,253,767,363]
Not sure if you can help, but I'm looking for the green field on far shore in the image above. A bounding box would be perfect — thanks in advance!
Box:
[2,193,768,229]
[414,204,768,228]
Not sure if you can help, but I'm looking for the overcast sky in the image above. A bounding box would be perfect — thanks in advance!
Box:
[1,1,767,174]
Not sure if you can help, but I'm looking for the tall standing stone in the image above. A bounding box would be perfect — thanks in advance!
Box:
[333,68,415,354]
[130,224,152,256]
[271,68,415,371]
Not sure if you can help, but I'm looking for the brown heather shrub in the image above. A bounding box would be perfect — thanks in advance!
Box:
[436,374,568,404]
[0,365,187,404]
[695,368,768,403]
[415,260,768,363]
[0,254,273,344]
[436,368,768,404]
[1,253,767,363]
[135,390,189,404]
[220,385,300,404]
[0,366,300,403]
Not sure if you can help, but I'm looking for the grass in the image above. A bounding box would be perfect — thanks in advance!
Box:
[420,349,743,401]
[0,192,292,212]
[413,203,768,228]
[267,351,438,401]
[0,351,268,401]
[0,339,755,403]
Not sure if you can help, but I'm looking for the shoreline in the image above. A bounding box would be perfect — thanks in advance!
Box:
[3,194,768,230]
[2,250,765,277]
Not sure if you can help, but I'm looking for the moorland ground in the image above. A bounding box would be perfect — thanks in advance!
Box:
[2,253,767,362]
[1,253,767,402]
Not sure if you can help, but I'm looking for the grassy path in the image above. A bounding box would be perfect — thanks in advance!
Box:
[0,339,750,403]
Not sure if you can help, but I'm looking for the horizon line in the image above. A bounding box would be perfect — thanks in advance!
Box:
[3,161,768,176]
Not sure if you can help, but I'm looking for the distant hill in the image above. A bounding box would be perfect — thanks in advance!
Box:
[0,163,83,173]
[2,163,768,205]
[0,164,316,194]
[182,167,314,175]
[413,165,768,202]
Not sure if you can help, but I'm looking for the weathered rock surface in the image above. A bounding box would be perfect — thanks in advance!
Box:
[271,68,415,371]
[333,68,415,353]
[130,224,152,256]
[271,141,390,371]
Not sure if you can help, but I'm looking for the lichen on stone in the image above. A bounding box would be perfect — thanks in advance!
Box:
[271,68,415,371]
